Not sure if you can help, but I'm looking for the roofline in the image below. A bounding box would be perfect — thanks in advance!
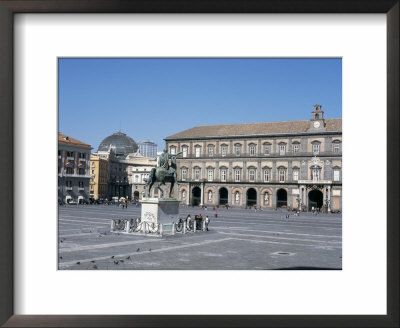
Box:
[165,130,342,141]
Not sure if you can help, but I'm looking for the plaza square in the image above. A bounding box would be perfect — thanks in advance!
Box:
[58,204,342,270]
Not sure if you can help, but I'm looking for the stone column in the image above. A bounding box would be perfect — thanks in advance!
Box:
[200,183,204,206]
[272,188,277,209]
[74,151,78,175]
[243,187,247,208]
[228,185,232,206]
[272,161,277,182]
[328,185,331,212]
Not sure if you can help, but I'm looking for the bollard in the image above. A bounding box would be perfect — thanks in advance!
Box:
[111,220,115,231]
[193,220,196,232]
[183,221,186,234]
[159,224,163,236]
[143,221,147,234]
[202,219,206,231]
[125,220,130,233]
[171,222,175,235]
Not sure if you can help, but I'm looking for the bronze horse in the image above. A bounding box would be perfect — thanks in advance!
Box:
[144,153,181,198]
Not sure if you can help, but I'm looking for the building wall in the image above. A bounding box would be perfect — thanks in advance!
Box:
[166,130,342,211]
[89,154,109,200]
[58,143,92,203]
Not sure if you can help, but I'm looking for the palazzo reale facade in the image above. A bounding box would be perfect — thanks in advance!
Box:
[165,105,342,212]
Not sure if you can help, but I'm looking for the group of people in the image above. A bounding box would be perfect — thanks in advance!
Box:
[186,213,211,231]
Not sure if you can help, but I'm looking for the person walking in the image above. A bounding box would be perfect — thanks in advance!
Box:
[205,215,210,231]
[285,214,289,222]
[214,209,218,218]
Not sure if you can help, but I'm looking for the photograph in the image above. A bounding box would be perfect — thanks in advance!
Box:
[58,58,343,270]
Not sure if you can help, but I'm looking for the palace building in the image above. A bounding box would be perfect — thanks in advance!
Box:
[164,105,342,212]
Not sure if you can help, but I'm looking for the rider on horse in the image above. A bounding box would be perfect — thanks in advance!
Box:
[144,149,182,198]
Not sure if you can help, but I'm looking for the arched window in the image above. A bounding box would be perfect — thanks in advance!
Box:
[221,144,228,157]
[235,143,242,156]
[181,168,187,181]
[220,168,227,182]
[194,167,201,181]
[170,146,176,154]
[208,145,214,157]
[278,167,286,182]
[249,144,256,156]
[208,169,214,181]
[182,145,188,157]
[248,169,256,182]
[279,143,286,155]
[195,146,201,158]
[263,143,271,155]
[235,169,241,182]
[182,190,186,200]
[311,141,321,155]
[263,169,270,182]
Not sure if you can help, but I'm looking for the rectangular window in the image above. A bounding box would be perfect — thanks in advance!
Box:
[208,169,213,181]
[195,147,201,158]
[66,167,73,174]
[279,170,285,182]
[333,144,340,153]
[293,170,299,181]
[279,145,286,155]
[182,147,187,157]
[235,145,241,156]
[194,169,200,181]
[221,169,227,182]
[181,169,187,181]
[91,170,95,174]
[208,146,214,157]
[79,153,86,159]
[263,170,270,182]
[249,169,255,182]
[221,146,227,157]
[170,147,176,154]
[264,145,270,155]
[58,150,61,157]
[334,170,340,181]
[313,144,320,154]
[293,144,299,153]
[92,162,95,167]
[249,145,256,156]
[235,169,241,182]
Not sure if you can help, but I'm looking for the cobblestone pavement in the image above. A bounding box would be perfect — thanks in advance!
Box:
[58,205,342,270]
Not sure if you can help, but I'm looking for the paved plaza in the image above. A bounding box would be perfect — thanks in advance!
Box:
[58,205,342,270]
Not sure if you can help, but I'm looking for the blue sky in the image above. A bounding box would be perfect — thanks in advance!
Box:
[58,58,342,152]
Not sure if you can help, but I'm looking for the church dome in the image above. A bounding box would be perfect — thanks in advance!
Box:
[98,132,138,155]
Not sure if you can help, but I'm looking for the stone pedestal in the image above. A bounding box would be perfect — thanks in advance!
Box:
[141,197,180,225]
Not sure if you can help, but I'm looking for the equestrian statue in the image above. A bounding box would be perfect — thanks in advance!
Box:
[144,149,182,198]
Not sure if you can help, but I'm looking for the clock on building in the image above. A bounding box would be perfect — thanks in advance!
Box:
[313,121,320,128]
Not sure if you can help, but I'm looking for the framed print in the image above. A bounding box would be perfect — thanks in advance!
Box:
[0,1,398,327]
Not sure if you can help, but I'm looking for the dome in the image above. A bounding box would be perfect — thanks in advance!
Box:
[98,132,138,155]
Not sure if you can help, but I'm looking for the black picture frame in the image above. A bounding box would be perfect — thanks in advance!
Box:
[0,1,398,327]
